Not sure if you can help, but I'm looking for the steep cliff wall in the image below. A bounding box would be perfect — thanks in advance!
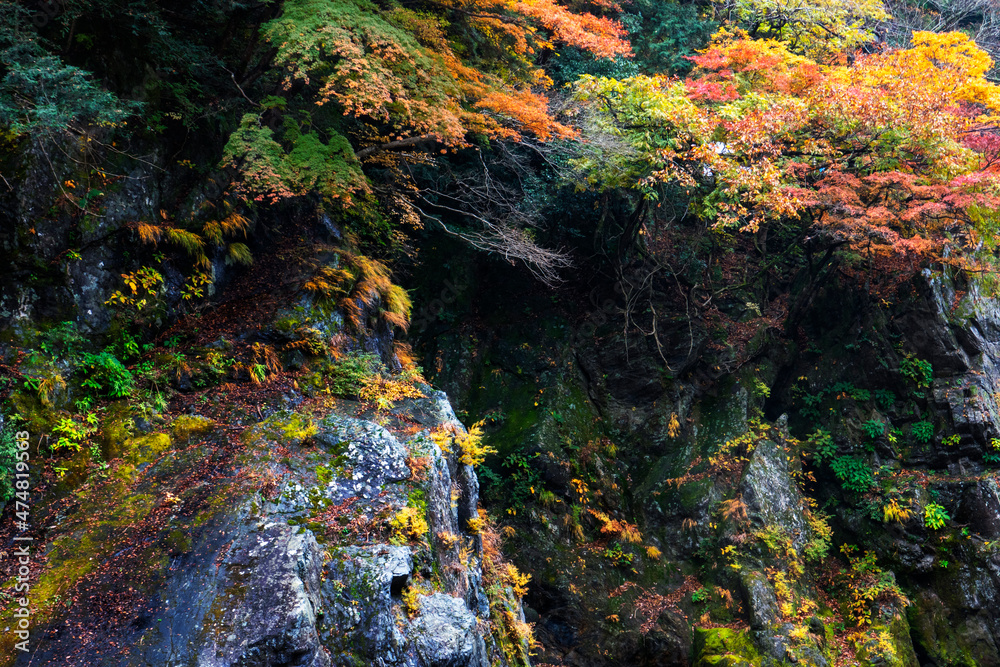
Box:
[0,385,528,666]
[420,262,1000,667]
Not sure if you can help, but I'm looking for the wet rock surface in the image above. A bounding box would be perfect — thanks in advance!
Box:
[8,391,518,667]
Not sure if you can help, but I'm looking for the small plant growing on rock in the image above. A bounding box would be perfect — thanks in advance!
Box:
[391,506,429,542]
[924,503,950,530]
[402,586,421,618]
[79,351,134,398]
[589,508,642,543]
[807,428,837,464]
[406,455,431,481]
[804,507,833,562]
[943,433,960,447]
[602,542,633,567]
[882,498,913,524]
[431,422,496,466]
[837,545,909,626]
[455,421,495,466]
[986,438,1000,464]
[900,356,933,388]
[831,456,876,493]
[862,419,884,441]
[359,374,424,411]
[501,563,531,598]
[53,413,98,452]
[667,412,681,438]
[874,389,895,410]
[105,266,165,320]
[911,421,934,443]
[436,531,460,549]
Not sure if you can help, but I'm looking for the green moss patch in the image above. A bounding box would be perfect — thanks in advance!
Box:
[693,628,762,667]
[171,414,216,442]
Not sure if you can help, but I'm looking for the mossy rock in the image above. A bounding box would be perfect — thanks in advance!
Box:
[907,591,979,667]
[8,389,57,443]
[165,528,193,555]
[122,433,173,468]
[99,401,135,459]
[171,414,215,442]
[244,410,317,446]
[854,615,919,667]
[693,628,762,667]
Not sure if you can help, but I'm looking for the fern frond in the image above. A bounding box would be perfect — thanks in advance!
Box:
[219,212,251,237]
[202,220,223,245]
[381,310,409,331]
[351,279,381,307]
[165,228,206,255]
[383,283,412,320]
[135,222,163,246]
[339,297,363,330]
[226,242,253,266]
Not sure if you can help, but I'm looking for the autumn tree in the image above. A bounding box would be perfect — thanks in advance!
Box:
[221,0,631,281]
[571,29,1000,358]
[714,0,888,58]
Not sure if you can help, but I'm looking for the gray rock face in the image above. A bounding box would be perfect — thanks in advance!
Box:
[196,523,329,667]
[411,594,486,667]
[313,415,412,503]
[740,439,810,550]
[320,545,415,665]
[13,393,517,667]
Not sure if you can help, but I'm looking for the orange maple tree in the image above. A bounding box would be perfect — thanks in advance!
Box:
[223,0,631,206]
[573,29,1000,281]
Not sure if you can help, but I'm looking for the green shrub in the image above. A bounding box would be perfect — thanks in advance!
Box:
[862,419,884,440]
[39,321,84,359]
[901,356,933,388]
[807,428,837,464]
[78,351,134,398]
[924,503,949,530]
[0,424,18,504]
[830,456,876,493]
[326,352,382,396]
[911,421,934,443]
[874,389,895,410]
[52,413,98,452]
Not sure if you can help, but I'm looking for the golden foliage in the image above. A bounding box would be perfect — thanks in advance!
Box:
[719,497,749,524]
[437,531,460,549]
[501,563,531,598]
[588,508,642,543]
[359,374,425,411]
[407,455,431,482]
[455,420,496,466]
[402,586,422,618]
[467,516,486,534]
[883,498,914,524]
[135,222,163,245]
[667,412,681,438]
[391,506,430,541]
[302,250,412,332]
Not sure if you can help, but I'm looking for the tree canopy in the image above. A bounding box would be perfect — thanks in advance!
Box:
[573,29,1000,293]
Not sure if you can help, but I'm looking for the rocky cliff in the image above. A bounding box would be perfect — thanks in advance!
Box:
[418,259,1000,667]
[0,280,531,666]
